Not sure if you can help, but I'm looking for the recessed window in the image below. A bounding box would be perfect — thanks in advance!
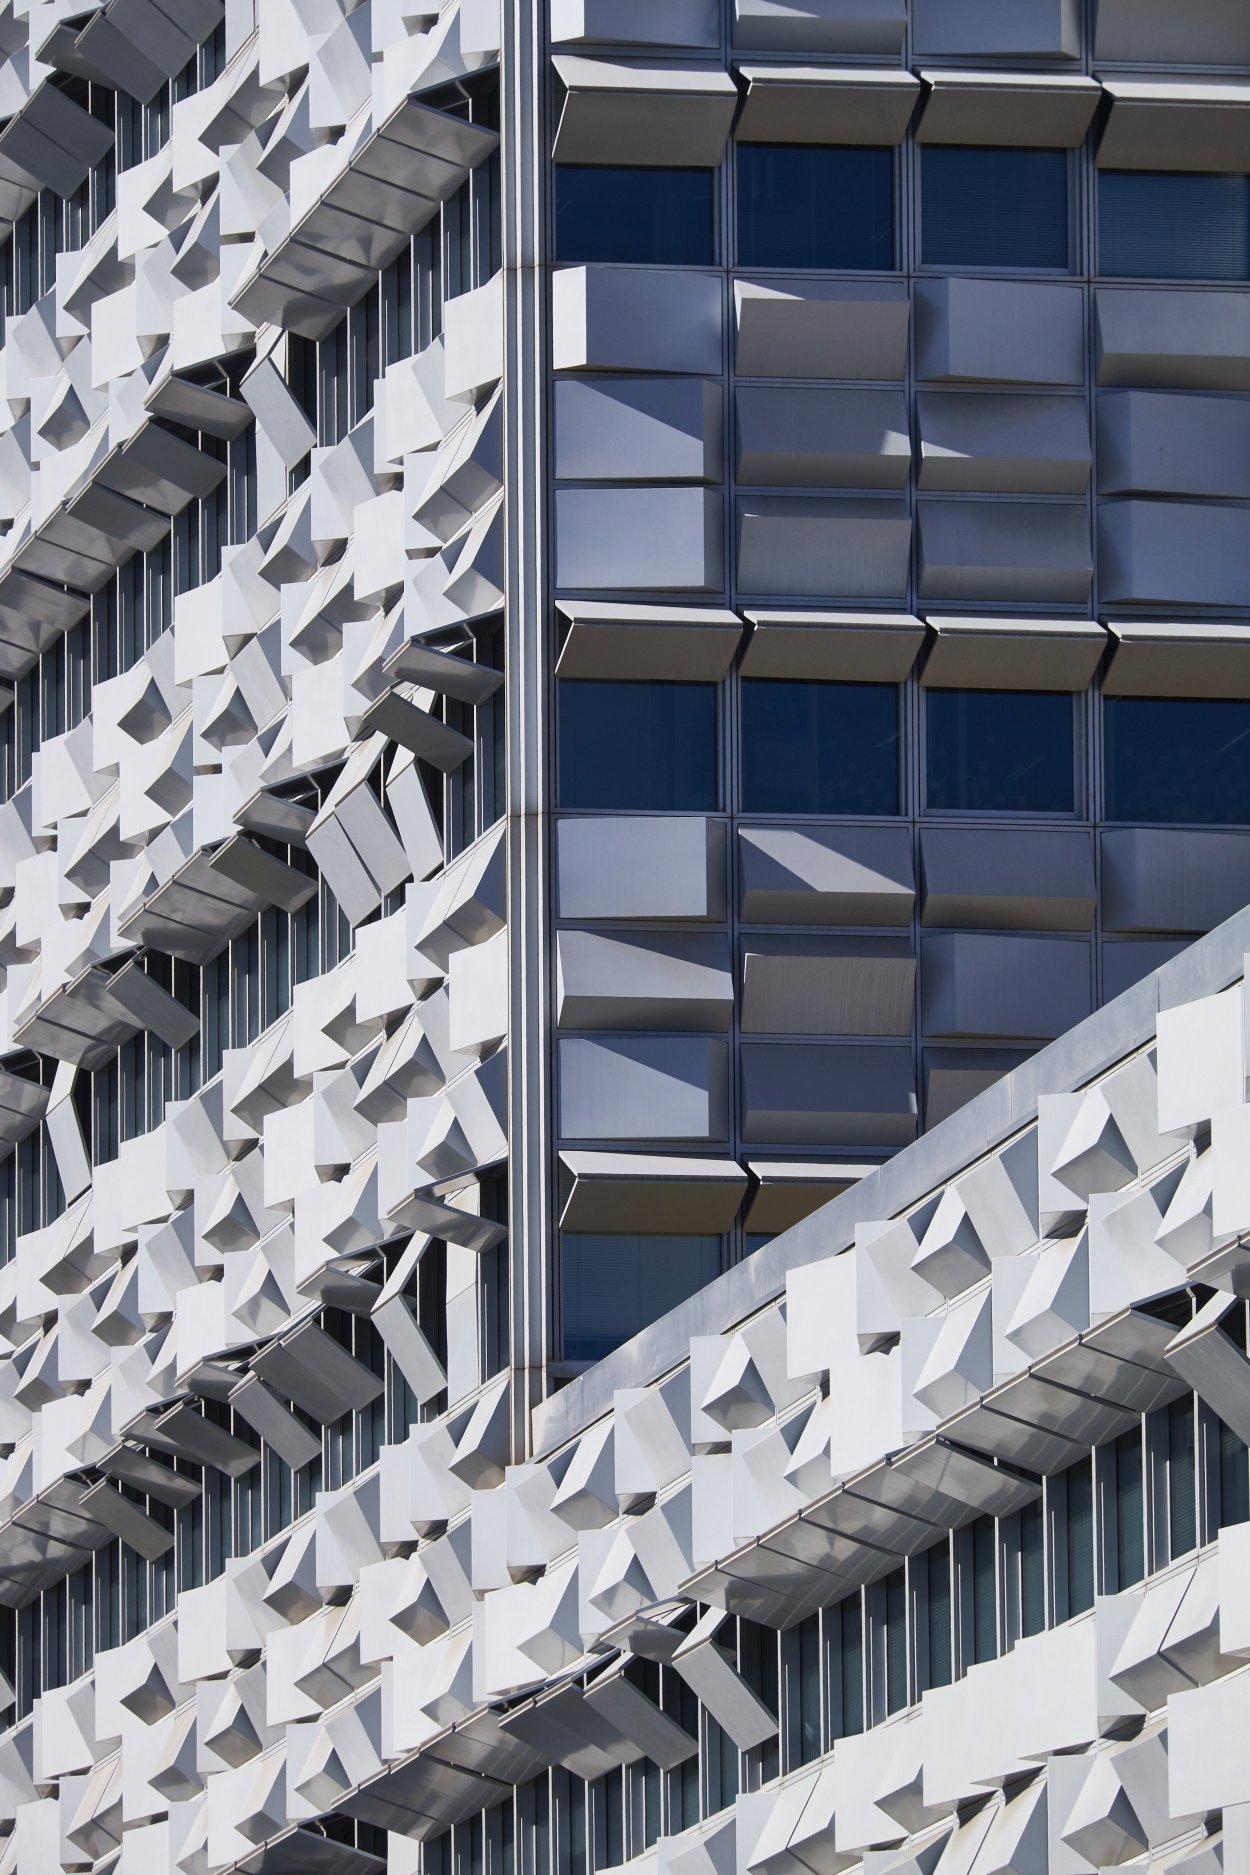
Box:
[741,680,900,815]
[737,146,895,271]
[1098,171,1250,281]
[921,147,1070,270]
[561,1233,722,1362]
[558,680,719,811]
[1104,697,1250,825]
[554,166,716,266]
[926,689,1076,815]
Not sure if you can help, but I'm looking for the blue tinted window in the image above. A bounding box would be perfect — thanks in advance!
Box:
[737,146,894,270]
[559,680,718,811]
[922,147,1069,270]
[926,689,1075,814]
[1098,172,1250,281]
[555,167,715,266]
[741,681,899,815]
[1105,697,1250,824]
[562,1233,722,1362]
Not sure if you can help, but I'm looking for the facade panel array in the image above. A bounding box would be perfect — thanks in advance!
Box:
[0,2,1247,1874]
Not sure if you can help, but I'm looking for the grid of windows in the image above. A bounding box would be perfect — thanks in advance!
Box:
[556,678,1250,829]
[0,28,227,337]
[417,1380,1250,1875]
[552,145,1250,282]
[0,692,502,1264]
[0,1245,450,1722]
[0,415,257,803]
[286,77,501,476]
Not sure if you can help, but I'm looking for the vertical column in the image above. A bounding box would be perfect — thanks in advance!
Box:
[501,0,552,1454]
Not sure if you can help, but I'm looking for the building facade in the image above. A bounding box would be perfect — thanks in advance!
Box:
[0,0,1249,1871]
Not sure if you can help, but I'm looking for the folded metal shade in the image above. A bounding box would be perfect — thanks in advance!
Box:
[742,610,924,681]
[735,66,919,144]
[916,70,1101,147]
[744,1160,873,1233]
[559,1150,748,1231]
[921,616,1107,690]
[1098,80,1250,172]
[552,56,739,166]
[1102,619,1250,698]
[556,602,745,681]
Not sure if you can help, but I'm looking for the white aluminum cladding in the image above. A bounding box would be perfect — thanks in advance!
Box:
[0,1,1246,1874]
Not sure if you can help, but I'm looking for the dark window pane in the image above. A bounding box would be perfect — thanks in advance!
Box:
[1169,1395,1197,1560]
[971,1514,996,1664]
[1219,1416,1250,1532]
[1099,172,1250,282]
[1065,1457,1095,1617]
[558,681,718,811]
[794,1613,821,1764]
[741,680,899,815]
[826,1595,863,1740]
[1020,1496,1045,1637]
[555,167,715,266]
[737,145,894,270]
[1113,1428,1145,1589]
[912,1549,939,1694]
[561,1233,722,1362]
[926,689,1075,814]
[884,1566,907,1714]
[923,147,1069,270]
[1105,697,1250,825]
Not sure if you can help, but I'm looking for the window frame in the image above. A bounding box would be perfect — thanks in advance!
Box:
[921,685,1086,822]
[1101,692,1250,832]
[1096,167,1250,285]
[733,142,899,275]
[555,677,724,816]
[737,675,905,821]
[552,163,721,271]
[916,143,1078,278]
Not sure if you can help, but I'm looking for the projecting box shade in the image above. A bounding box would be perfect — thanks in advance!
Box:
[744,1162,873,1232]
[915,71,1101,148]
[1097,81,1250,172]
[742,610,924,681]
[560,1151,748,1231]
[735,67,919,145]
[556,602,745,680]
[1102,621,1250,698]
[552,57,739,166]
[921,617,1107,690]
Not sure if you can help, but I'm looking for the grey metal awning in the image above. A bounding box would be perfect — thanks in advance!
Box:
[556,602,746,680]
[12,963,142,1069]
[921,616,1108,690]
[1097,79,1250,172]
[560,1151,749,1232]
[744,1161,874,1233]
[916,71,1101,148]
[0,75,116,198]
[735,66,919,145]
[0,409,233,680]
[742,610,925,681]
[38,0,225,104]
[117,835,316,963]
[552,56,738,166]
[0,1069,49,1152]
[231,97,498,339]
[1103,620,1250,699]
